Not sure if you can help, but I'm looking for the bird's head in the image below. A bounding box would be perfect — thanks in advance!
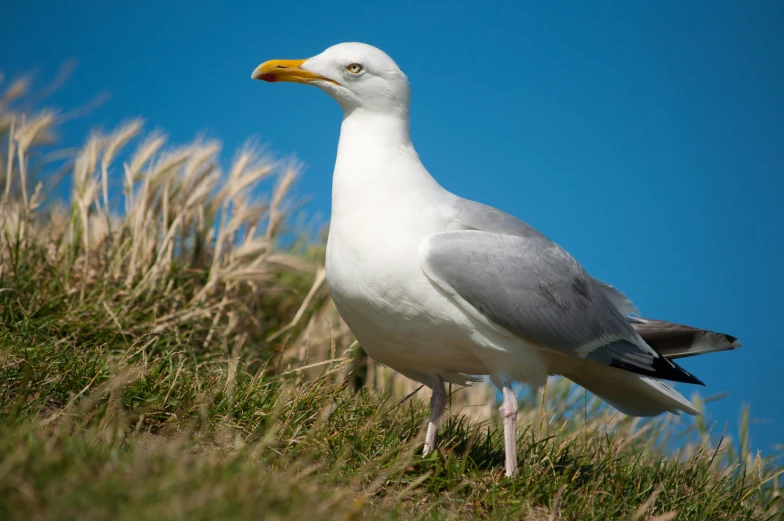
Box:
[252,42,410,116]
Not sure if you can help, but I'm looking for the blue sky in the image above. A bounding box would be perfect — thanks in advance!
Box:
[3,1,782,452]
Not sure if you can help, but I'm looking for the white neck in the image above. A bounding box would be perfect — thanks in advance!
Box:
[330,108,444,223]
[340,107,412,148]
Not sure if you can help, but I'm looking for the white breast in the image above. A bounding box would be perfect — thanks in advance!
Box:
[321,110,547,384]
[324,131,489,380]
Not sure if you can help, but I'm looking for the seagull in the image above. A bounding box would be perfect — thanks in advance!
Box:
[252,42,741,477]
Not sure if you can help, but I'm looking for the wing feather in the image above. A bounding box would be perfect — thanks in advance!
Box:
[420,230,703,385]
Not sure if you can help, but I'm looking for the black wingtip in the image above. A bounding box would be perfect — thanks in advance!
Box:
[652,355,706,386]
[611,355,705,386]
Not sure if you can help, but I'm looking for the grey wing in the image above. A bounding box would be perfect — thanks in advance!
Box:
[420,230,703,385]
[447,197,546,238]
[447,197,641,316]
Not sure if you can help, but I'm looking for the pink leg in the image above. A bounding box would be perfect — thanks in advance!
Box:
[423,375,446,456]
[499,385,518,477]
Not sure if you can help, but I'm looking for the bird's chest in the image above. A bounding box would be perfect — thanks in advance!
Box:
[325,202,449,345]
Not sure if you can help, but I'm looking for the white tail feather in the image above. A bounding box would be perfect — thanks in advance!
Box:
[563,361,698,417]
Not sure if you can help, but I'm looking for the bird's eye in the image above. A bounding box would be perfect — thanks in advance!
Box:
[346,63,363,74]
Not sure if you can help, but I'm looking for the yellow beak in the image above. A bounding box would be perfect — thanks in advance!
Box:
[251,59,336,85]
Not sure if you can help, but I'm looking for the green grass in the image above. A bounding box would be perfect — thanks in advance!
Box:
[0,276,779,520]
[0,71,781,520]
